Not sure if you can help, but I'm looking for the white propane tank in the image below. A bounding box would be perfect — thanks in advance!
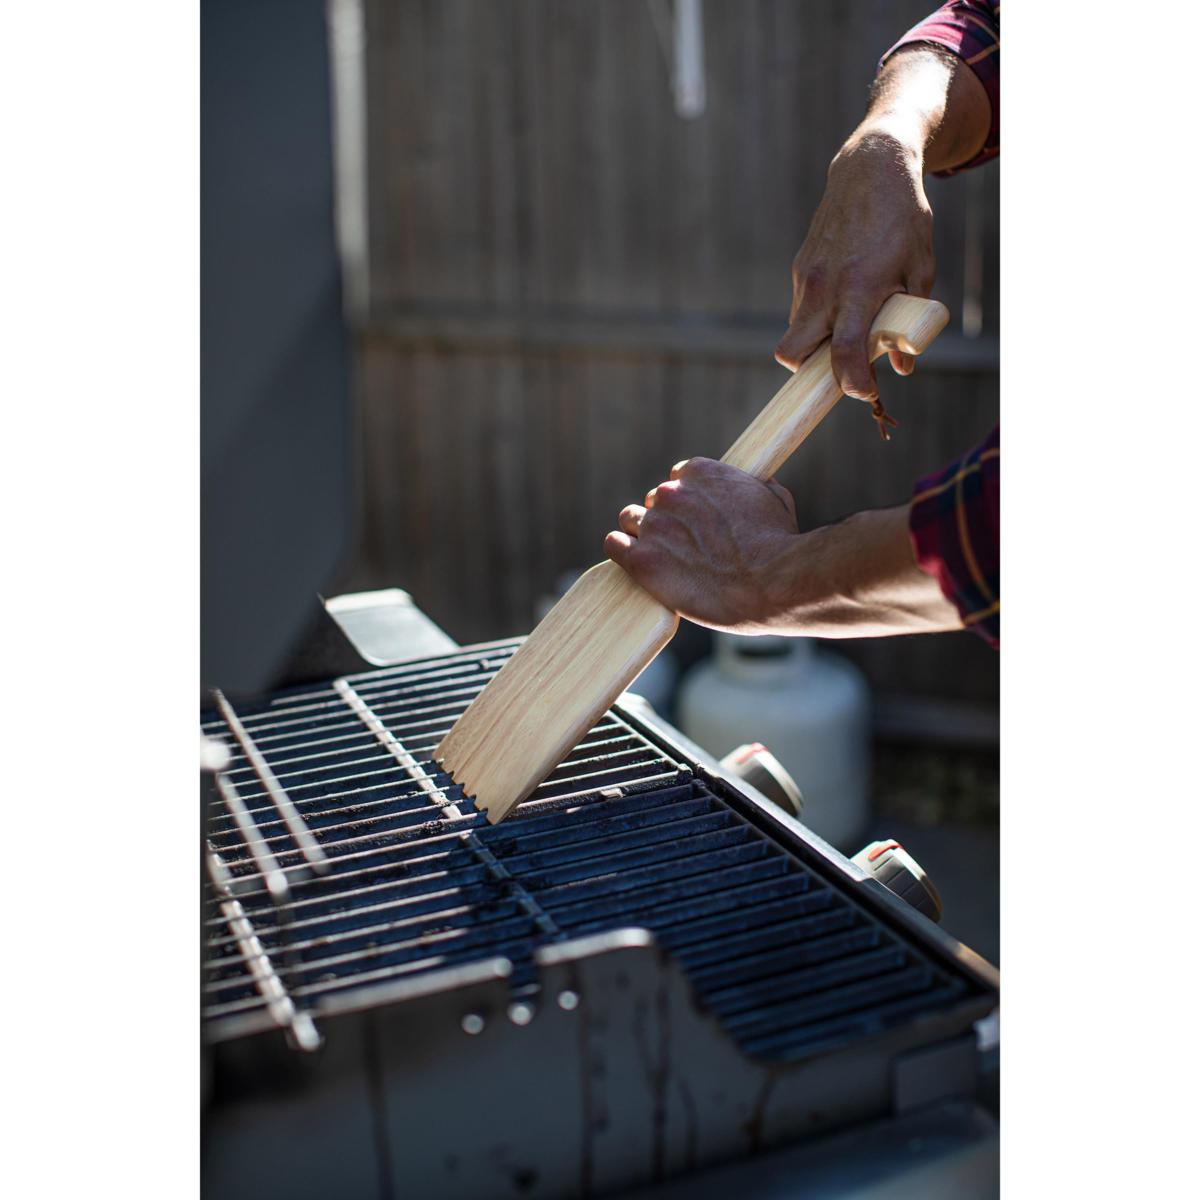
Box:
[677,634,871,849]
[624,650,678,715]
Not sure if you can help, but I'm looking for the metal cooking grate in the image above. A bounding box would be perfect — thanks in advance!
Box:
[201,642,969,1061]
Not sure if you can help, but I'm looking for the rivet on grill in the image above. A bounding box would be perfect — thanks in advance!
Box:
[461,1013,485,1035]
[600,787,623,800]
[557,990,580,1011]
[508,1003,534,1026]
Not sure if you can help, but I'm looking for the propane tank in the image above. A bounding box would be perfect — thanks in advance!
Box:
[677,634,871,849]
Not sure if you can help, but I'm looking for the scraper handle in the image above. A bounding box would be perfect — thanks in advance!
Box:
[721,294,949,481]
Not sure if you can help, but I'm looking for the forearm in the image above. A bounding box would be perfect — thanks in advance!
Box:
[840,45,990,177]
[761,504,963,638]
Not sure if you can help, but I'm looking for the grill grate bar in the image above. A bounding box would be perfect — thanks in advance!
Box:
[208,819,481,901]
[212,771,289,902]
[213,691,329,876]
[205,767,691,879]
[205,849,320,1051]
[463,834,561,939]
[213,724,639,788]
[675,921,879,992]
[199,691,474,746]
[206,729,661,821]
[507,770,683,817]
[203,690,632,756]
[741,984,967,1062]
[208,765,441,822]
[721,963,937,1039]
[335,676,563,942]
[204,908,539,993]
[333,678,464,817]
[666,900,853,969]
[201,678,520,745]
[204,788,708,923]
[704,944,909,1014]
[203,846,480,925]
[205,890,501,958]
[200,655,500,725]
[642,882,825,946]
[216,647,516,714]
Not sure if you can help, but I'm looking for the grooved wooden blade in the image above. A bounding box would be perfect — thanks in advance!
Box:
[435,561,678,823]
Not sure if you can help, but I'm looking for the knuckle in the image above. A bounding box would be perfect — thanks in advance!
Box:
[830,333,865,357]
[802,263,827,293]
[626,536,656,571]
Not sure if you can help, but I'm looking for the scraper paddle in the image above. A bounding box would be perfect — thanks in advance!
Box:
[436,294,950,822]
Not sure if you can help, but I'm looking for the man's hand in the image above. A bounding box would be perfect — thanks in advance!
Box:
[776,132,934,400]
[605,458,964,639]
[776,46,991,403]
[604,458,800,633]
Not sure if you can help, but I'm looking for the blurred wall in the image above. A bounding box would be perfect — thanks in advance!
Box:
[340,0,999,705]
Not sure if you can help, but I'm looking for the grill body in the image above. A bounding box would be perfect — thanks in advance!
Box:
[203,635,998,1198]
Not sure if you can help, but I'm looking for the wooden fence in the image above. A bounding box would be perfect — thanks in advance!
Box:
[338,0,999,705]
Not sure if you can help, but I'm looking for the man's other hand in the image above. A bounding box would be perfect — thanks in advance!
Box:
[775,130,934,402]
[775,44,991,402]
[604,458,800,633]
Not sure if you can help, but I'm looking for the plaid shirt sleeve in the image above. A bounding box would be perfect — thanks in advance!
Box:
[909,424,1000,648]
[879,0,1000,176]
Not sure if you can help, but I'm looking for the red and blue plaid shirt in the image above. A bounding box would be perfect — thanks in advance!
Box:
[910,425,1000,648]
[881,0,1000,176]
[883,1,1000,648]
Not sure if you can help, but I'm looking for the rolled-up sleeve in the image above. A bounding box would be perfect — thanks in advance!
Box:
[879,0,1000,175]
[909,424,1000,648]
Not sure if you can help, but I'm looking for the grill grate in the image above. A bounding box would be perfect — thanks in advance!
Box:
[202,642,969,1062]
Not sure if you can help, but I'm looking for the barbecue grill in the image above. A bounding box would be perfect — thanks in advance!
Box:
[201,594,999,1199]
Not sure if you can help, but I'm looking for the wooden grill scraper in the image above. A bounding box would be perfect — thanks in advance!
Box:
[436,294,949,822]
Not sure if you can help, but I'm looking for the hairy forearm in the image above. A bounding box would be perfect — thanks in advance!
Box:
[761,505,963,638]
[841,45,990,176]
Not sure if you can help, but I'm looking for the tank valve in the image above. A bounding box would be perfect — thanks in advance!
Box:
[851,840,943,923]
[719,743,803,818]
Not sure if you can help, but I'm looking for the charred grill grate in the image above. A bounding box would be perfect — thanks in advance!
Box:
[202,642,971,1061]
